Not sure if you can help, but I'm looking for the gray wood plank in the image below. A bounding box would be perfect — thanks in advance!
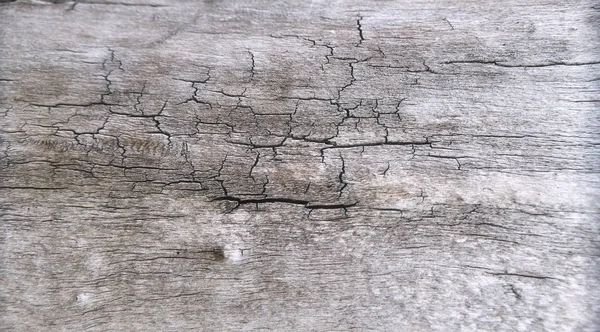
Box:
[1,0,599,331]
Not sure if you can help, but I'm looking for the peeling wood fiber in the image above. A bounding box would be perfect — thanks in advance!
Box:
[1,0,599,331]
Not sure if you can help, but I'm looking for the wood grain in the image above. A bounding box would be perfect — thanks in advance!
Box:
[1,0,599,331]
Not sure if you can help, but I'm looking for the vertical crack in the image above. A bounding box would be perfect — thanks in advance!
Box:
[260,175,269,195]
[356,16,365,46]
[100,47,124,104]
[249,151,260,182]
[214,154,228,196]
[134,82,146,114]
[248,50,256,82]
[382,162,390,176]
[152,101,172,147]
[338,154,347,199]
[304,181,311,194]
[114,134,126,167]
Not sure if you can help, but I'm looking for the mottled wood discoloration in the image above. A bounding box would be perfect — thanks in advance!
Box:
[1,0,599,331]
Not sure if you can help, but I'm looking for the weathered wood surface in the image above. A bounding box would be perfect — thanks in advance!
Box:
[1,0,599,330]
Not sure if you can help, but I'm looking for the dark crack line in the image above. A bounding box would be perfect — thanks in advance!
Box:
[382,162,390,176]
[504,284,522,300]
[443,60,600,68]
[356,16,365,46]
[248,50,256,81]
[63,1,169,8]
[443,17,454,30]
[212,196,357,210]
[338,154,347,199]
[249,151,260,182]
[486,272,558,280]
[426,154,464,170]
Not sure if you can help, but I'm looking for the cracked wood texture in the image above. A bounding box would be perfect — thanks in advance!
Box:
[1,0,599,331]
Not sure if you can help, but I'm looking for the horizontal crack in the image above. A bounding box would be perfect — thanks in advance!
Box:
[443,60,600,68]
[486,272,558,280]
[212,196,357,210]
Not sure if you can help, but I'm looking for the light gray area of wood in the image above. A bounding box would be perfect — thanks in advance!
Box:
[1,0,599,331]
